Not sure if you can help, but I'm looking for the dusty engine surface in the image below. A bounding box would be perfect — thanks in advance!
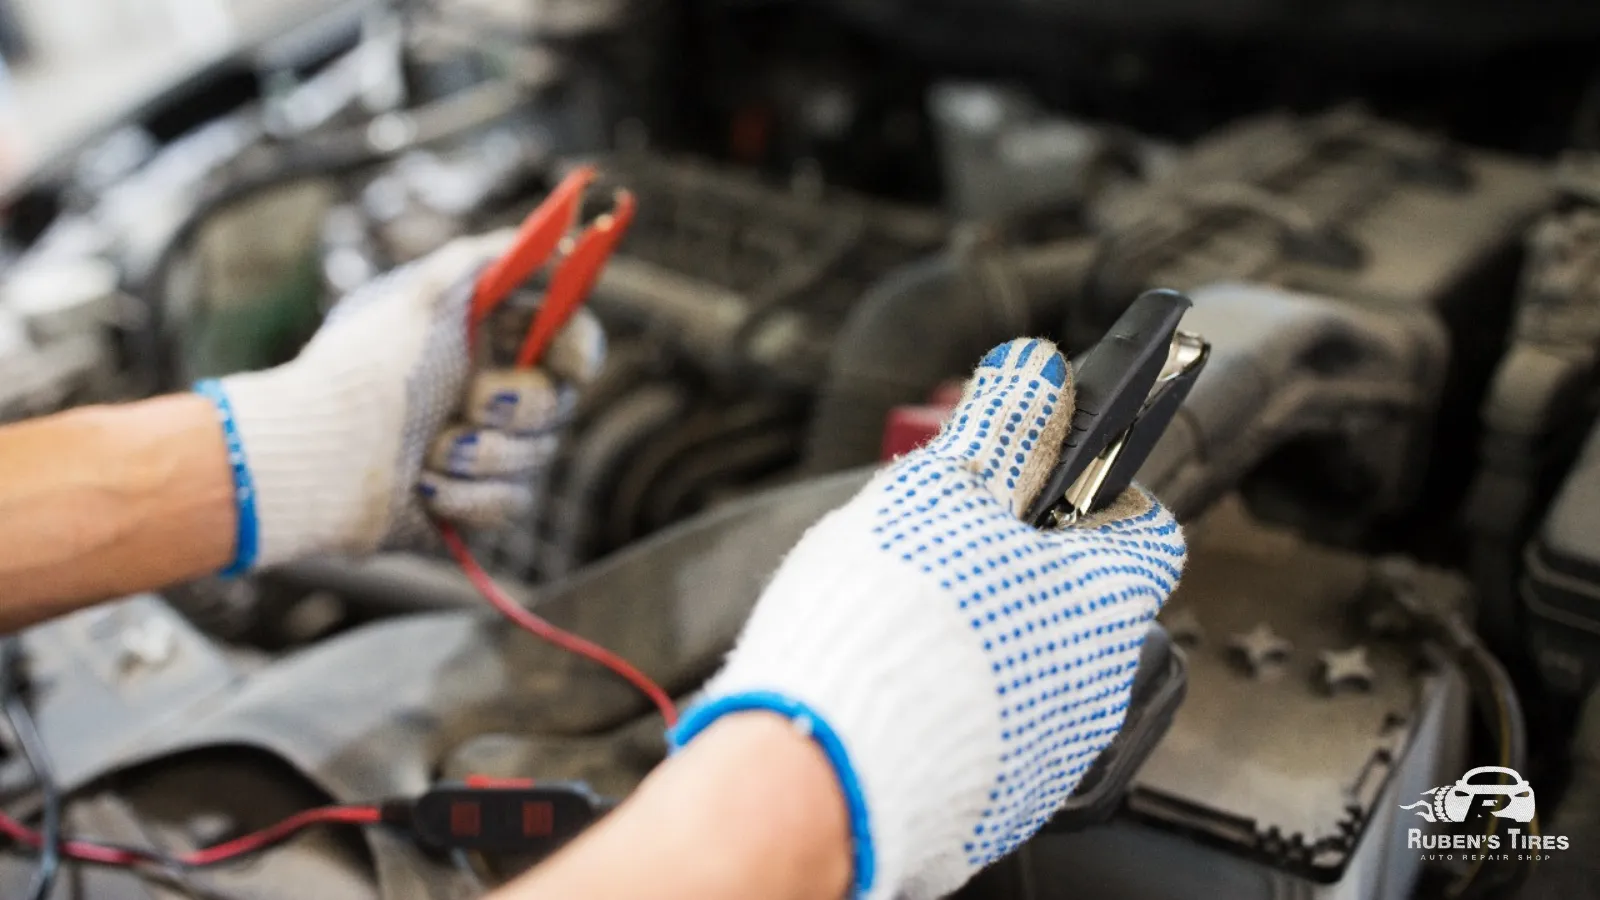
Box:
[5,1,1600,899]
[0,260,126,424]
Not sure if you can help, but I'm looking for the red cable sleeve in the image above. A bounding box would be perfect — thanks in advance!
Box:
[437,521,679,727]
[0,805,379,869]
[174,805,380,866]
[0,808,139,864]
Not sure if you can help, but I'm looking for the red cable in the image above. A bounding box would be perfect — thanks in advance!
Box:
[0,528,677,874]
[0,809,144,865]
[437,521,679,727]
[437,521,678,727]
[457,173,672,720]
[0,522,677,873]
[0,805,379,869]
[175,805,380,866]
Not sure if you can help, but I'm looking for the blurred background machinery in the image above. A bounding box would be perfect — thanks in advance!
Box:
[2,1,1600,899]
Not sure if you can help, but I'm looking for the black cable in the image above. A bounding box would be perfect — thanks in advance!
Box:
[1372,569,1534,899]
[1467,642,1528,775]
[0,641,241,900]
[450,848,489,892]
[1464,640,1533,900]
[1426,611,1534,899]
[0,638,59,900]
[1434,612,1529,775]
[119,857,240,900]
[112,815,241,900]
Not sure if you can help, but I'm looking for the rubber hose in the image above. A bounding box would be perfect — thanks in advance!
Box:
[802,240,1094,474]
[544,384,689,577]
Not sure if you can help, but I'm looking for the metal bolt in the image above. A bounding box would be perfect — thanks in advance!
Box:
[1319,646,1376,694]
[186,812,236,846]
[1226,623,1293,677]
[118,617,177,674]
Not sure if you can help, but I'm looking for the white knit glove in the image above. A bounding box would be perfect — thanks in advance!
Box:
[668,338,1187,900]
[194,232,605,574]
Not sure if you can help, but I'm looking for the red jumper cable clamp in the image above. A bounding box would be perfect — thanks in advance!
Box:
[434,166,677,725]
[467,164,638,365]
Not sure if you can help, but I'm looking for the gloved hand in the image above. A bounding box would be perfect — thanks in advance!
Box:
[194,232,605,574]
[668,338,1186,900]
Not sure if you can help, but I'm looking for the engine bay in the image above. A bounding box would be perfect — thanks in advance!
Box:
[3,1,1600,897]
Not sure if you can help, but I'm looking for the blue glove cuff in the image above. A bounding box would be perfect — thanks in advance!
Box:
[668,691,876,899]
[193,379,260,578]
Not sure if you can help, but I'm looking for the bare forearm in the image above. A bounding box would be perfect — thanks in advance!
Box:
[0,395,235,630]
[493,712,852,900]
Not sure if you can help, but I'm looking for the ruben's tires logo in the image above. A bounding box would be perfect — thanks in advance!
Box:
[1400,766,1569,858]
[1400,766,1536,824]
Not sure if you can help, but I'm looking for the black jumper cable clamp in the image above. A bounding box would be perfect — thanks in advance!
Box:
[1029,288,1210,831]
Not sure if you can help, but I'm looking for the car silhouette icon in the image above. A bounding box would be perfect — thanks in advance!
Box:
[1441,767,1536,823]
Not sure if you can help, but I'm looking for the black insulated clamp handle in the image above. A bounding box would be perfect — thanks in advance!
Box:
[1025,289,1197,527]
[1045,623,1188,831]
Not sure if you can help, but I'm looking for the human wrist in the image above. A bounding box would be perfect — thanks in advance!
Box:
[200,354,405,570]
[59,396,237,575]
[673,712,854,900]
[669,692,876,898]
[73,395,235,518]
[0,394,237,627]
[675,502,1006,900]
[136,392,247,575]
[664,338,1185,899]
[497,711,851,900]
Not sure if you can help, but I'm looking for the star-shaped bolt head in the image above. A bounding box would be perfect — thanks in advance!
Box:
[1163,608,1204,647]
[1227,623,1293,677]
[1318,645,1376,694]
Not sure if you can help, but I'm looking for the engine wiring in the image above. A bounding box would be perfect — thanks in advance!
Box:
[0,637,61,900]
[1393,594,1537,900]
[115,805,255,900]
[0,804,380,869]
[1446,635,1539,900]
[0,528,677,889]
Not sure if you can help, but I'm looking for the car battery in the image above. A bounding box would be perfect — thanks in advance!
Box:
[957,500,1471,900]
[1522,415,1600,695]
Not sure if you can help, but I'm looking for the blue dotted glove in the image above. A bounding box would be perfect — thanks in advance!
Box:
[196,233,605,573]
[668,338,1186,900]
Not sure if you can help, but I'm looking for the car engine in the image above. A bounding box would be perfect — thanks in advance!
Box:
[2,1,1600,898]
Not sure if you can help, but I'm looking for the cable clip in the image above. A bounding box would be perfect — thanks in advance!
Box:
[386,779,608,854]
